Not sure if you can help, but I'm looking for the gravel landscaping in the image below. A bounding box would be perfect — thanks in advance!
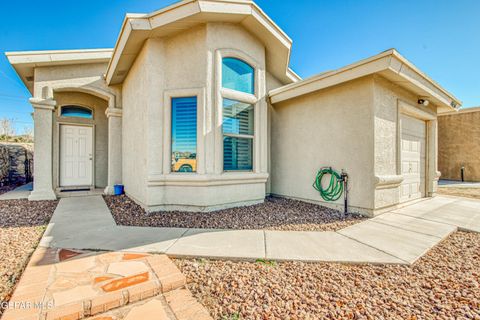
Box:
[104,195,365,231]
[437,186,480,200]
[0,199,58,316]
[176,231,480,319]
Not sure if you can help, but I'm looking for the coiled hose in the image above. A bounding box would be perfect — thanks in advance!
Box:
[313,167,344,201]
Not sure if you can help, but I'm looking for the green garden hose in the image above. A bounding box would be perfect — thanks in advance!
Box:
[313,167,344,201]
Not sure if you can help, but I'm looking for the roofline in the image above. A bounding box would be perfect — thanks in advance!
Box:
[5,48,113,65]
[269,49,461,109]
[105,0,294,85]
[438,106,480,116]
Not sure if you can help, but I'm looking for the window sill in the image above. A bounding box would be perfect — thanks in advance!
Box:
[147,172,268,187]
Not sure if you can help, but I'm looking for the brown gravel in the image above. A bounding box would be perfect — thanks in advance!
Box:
[0,199,58,316]
[176,231,480,320]
[104,195,365,231]
[437,186,480,200]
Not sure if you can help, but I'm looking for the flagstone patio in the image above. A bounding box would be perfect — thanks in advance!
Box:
[1,248,211,320]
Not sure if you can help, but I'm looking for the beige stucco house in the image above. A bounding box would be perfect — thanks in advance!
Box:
[438,107,480,182]
[6,0,461,216]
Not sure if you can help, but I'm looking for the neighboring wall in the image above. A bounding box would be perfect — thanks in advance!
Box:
[438,108,480,181]
[0,143,34,185]
[270,76,375,214]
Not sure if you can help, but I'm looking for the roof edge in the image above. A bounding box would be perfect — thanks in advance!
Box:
[6,48,113,65]
[105,0,294,85]
[269,49,461,110]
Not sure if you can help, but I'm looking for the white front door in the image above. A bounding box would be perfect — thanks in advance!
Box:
[400,114,426,203]
[60,125,93,187]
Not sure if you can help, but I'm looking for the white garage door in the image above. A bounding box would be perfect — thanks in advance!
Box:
[400,114,426,203]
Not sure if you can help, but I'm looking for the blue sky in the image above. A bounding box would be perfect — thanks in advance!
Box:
[0,0,479,132]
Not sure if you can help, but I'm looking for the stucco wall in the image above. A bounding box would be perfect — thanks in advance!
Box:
[53,92,108,188]
[266,71,285,195]
[122,42,152,204]
[270,76,375,215]
[438,110,480,181]
[121,22,276,210]
[34,63,121,106]
[372,76,438,210]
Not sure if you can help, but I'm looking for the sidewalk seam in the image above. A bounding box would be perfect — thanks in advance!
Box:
[164,228,190,254]
[393,211,460,228]
[335,231,411,265]
[263,230,267,259]
[368,219,446,239]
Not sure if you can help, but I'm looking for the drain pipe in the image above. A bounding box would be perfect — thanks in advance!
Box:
[341,170,348,214]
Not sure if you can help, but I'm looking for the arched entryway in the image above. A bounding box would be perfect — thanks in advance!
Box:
[52,91,109,191]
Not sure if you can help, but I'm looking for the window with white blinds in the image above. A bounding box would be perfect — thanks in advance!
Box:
[171,97,197,173]
[221,57,255,171]
[223,99,253,170]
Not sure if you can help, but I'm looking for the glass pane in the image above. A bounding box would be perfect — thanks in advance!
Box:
[223,136,253,171]
[223,99,254,135]
[171,97,197,173]
[222,57,254,94]
[61,106,93,119]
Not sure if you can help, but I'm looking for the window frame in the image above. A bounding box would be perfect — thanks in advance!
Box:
[218,54,259,173]
[59,105,94,119]
[162,88,206,176]
[170,96,198,174]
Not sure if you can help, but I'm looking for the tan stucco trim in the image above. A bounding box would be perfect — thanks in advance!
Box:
[105,108,123,118]
[269,49,461,110]
[147,172,269,186]
[29,97,56,110]
[6,49,113,94]
[374,175,404,189]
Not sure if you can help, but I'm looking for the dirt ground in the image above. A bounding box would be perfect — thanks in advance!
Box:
[437,186,480,199]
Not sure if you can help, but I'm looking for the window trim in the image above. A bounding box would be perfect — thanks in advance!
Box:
[58,104,94,119]
[216,50,261,173]
[162,88,206,176]
[221,57,255,95]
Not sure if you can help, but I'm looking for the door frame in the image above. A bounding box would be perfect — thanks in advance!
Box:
[396,100,436,203]
[57,122,96,190]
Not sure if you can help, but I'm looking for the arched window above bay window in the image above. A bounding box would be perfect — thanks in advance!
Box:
[222,57,254,94]
[60,105,93,119]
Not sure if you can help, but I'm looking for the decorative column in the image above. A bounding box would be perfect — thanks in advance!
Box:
[104,108,123,195]
[28,98,57,200]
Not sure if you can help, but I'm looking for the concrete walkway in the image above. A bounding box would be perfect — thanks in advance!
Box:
[39,195,480,265]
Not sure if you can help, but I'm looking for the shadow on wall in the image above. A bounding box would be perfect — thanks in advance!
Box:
[0,142,33,186]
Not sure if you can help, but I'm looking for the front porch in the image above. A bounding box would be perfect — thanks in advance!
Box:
[28,85,122,200]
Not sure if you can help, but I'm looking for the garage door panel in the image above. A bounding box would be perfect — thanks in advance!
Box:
[400,114,426,203]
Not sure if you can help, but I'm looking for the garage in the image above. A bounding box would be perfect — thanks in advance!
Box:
[400,113,426,203]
